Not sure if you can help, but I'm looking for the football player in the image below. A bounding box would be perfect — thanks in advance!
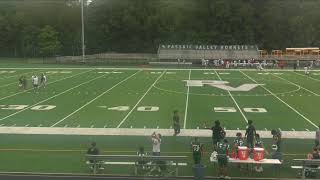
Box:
[191,137,203,164]
[40,73,47,88]
[304,66,310,75]
[217,139,230,179]
[32,75,39,92]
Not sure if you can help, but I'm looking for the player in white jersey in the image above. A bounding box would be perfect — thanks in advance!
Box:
[257,62,264,71]
[32,75,39,92]
[304,66,310,75]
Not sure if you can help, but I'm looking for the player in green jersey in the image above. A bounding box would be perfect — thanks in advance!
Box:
[217,139,230,179]
[191,137,203,164]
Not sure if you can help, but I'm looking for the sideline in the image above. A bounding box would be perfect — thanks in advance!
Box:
[0,127,315,139]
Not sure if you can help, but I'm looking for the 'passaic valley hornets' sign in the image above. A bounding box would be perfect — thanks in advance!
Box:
[184,80,263,92]
[160,44,257,51]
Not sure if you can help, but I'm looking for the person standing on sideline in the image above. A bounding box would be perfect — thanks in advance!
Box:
[233,132,244,156]
[245,120,256,150]
[271,129,282,152]
[151,132,162,174]
[210,120,225,151]
[315,125,320,148]
[173,110,180,136]
[217,139,230,179]
[151,132,161,156]
[191,137,203,164]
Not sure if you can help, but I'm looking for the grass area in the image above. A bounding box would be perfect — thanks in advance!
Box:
[0,65,320,178]
[0,67,320,130]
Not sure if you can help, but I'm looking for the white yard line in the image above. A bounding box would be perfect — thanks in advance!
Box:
[0,72,107,122]
[294,71,320,82]
[240,70,318,128]
[0,127,316,139]
[272,73,320,96]
[0,70,92,101]
[50,70,141,127]
[183,70,191,129]
[116,71,166,128]
[214,70,248,123]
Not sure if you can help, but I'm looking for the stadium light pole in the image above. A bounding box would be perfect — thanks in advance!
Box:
[81,0,85,63]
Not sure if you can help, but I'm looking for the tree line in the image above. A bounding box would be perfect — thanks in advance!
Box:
[0,0,319,57]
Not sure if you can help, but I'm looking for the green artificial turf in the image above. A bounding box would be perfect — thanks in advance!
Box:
[1,63,320,178]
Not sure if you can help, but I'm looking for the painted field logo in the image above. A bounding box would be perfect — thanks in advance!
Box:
[184,80,264,92]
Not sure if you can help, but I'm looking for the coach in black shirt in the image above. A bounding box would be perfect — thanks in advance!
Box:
[245,120,256,149]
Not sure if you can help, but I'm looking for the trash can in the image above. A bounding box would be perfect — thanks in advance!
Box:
[193,164,206,180]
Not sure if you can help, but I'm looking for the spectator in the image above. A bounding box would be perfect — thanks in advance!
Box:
[271,129,282,152]
[210,120,225,151]
[87,142,103,170]
[151,132,161,156]
[191,137,203,164]
[217,139,230,179]
[315,125,320,148]
[245,120,256,150]
[173,110,180,136]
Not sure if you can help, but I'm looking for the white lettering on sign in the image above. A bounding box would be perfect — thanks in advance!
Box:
[137,106,159,112]
[150,72,162,74]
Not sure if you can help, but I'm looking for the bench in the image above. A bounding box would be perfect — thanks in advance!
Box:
[86,155,188,176]
[292,159,320,179]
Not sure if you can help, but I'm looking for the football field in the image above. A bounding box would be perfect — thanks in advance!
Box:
[0,68,320,134]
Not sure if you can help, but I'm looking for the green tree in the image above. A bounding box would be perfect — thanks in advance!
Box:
[38,25,62,57]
